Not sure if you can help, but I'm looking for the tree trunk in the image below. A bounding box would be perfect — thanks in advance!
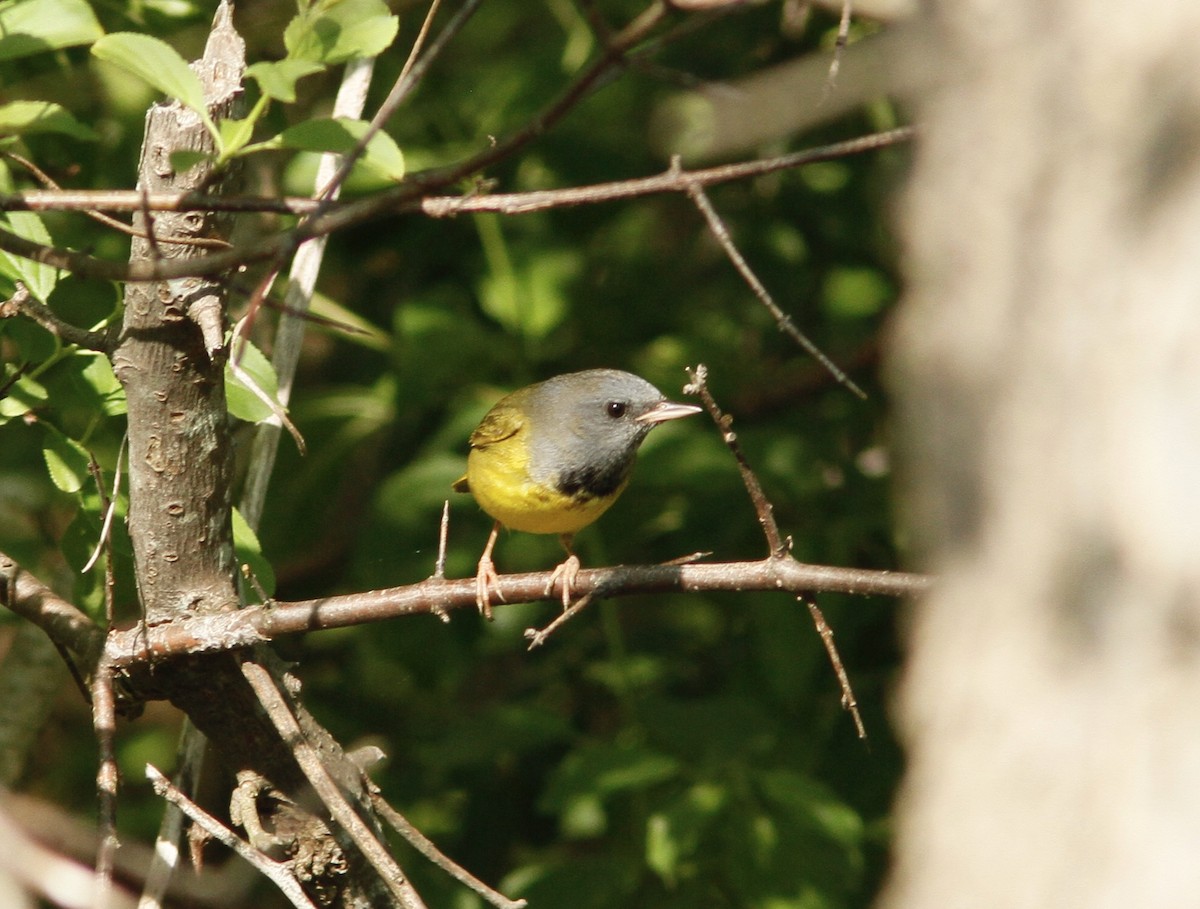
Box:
[883,1,1200,906]
[108,7,399,906]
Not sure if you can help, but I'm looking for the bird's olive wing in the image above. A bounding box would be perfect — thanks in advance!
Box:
[468,403,524,448]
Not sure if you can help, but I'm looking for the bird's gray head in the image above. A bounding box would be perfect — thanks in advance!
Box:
[524,369,699,499]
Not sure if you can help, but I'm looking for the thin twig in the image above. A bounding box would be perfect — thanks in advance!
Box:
[681,177,867,399]
[0,282,108,350]
[91,656,120,909]
[1,150,229,249]
[822,0,854,98]
[239,661,427,909]
[0,128,913,284]
[137,722,207,909]
[146,764,319,909]
[523,588,602,649]
[805,597,867,739]
[684,364,789,556]
[368,791,527,909]
[315,0,471,202]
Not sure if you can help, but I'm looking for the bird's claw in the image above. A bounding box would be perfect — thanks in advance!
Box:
[475,553,504,621]
[546,553,581,610]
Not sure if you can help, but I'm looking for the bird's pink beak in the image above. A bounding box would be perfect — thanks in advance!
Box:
[636,400,703,425]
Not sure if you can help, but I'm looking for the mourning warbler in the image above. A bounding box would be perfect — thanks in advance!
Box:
[453,369,701,618]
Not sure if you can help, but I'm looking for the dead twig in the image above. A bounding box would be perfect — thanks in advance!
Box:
[684,364,789,555]
[92,656,120,909]
[146,764,318,909]
[367,791,527,909]
[680,181,867,399]
[239,661,427,909]
[805,597,867,739]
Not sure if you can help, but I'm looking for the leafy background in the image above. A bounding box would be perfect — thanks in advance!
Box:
[0,0,907,906]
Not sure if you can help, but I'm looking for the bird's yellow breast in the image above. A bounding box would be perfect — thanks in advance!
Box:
[464,431,627,535]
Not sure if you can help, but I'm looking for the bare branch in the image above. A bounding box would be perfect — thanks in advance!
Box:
[146,765,318,909]
[0,551,105,666]
[239,662,427,909]
[92,657,120,909]
[103,557,928,667]
[805,598,867,739]
[685,365,789,556]
[0,128,912,286]
[0,283,109,351]
[681,177,867,399]
[0,129,910,218]
[367,791,527,909]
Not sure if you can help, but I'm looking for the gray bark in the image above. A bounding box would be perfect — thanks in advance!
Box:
[107,7,397,906]
[883,2,1200,906]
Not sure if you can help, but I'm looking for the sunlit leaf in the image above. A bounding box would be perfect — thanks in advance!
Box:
[0,0,103,62]
[247,59,324,103]
[233,507,275,599]
[0,369,47,422]
[92,33,208,117]
[41,423,91,493]
[283,0,398,64]
[0,101,97,140]
[0,211,57,301]
[274,118,405,182]
[224,337,283,424]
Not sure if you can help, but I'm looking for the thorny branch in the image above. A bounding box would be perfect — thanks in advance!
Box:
[685,364,868,737]
[685,365,788,556]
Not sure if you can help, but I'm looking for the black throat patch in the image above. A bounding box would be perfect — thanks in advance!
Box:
[555,459,631,501]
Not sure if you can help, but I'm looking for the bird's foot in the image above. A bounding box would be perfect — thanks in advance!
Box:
[474,522,504,620]
[546,553,581,610]
[474,553,504,620]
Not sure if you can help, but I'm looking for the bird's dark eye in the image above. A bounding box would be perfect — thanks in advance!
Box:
[605,401,627,419]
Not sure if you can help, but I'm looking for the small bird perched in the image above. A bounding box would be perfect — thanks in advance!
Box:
[453,369,701,618]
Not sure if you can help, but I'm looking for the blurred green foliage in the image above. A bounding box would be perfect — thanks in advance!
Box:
[0,0,908,906]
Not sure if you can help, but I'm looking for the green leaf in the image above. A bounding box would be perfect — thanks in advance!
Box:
[821,266,892,319]
[41,423,91,493]
[78,354,126,416]
[476,216,577,340]
[0,211,57,301]
[247,59,325,103]
[168,150,213,174]
[218,115,257,157]
[0,0,104,62]
[283,0,399,64]
[91,33,208,117]
[232,507,275,600]
[0,101,97,140]
[539,742,681,813]
[224,338,283,424]
[0,369,47,421]
[645,783,727,884]
[275,118,405,182]
[754,769,864,849]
